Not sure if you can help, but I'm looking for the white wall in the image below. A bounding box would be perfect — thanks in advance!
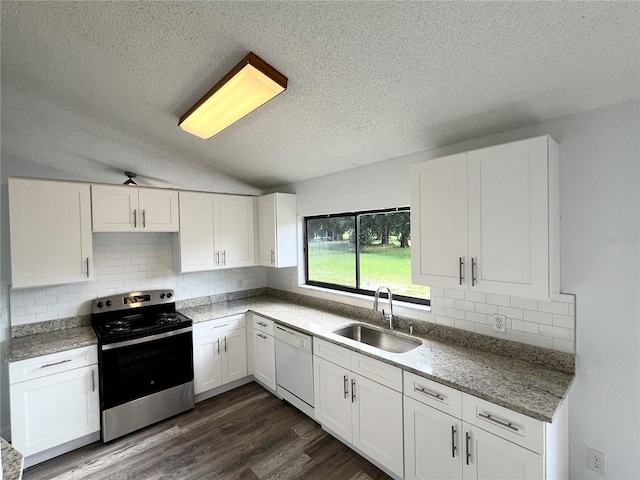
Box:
[271,100,640,479]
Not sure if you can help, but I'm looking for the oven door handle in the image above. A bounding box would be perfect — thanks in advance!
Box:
[101,326,193,350]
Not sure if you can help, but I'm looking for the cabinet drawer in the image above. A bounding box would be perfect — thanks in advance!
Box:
[253,314,274,336]
[404,371,462,418]
[9,346,98,385]
[351,351,402,392]
[462,394,544,454]
[194,314,245,336]
[314,337,351,369]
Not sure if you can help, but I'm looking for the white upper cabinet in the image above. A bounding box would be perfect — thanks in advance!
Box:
[411,153,469,289]
[411,136,559,300]
[217,195,255,268]
[91,185,179,232]
[175,191,255,273]
[9,178,93,288]
[258,193,297,268]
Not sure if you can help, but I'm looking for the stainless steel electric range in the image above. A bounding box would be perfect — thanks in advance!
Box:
[91,290,194,442]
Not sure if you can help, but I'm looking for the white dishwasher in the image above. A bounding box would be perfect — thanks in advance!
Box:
[274,324,314,418]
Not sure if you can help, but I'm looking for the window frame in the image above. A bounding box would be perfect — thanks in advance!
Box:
[304,207,430,306]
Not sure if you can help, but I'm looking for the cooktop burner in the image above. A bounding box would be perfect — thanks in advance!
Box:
[92,290,192,344]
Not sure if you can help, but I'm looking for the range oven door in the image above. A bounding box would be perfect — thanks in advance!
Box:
[99,328,194,411]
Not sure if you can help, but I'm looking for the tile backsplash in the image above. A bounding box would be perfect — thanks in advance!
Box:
[9,233,268,326]
[268,267,576,354]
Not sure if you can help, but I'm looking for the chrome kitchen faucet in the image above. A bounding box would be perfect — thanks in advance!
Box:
[373,286,394,330]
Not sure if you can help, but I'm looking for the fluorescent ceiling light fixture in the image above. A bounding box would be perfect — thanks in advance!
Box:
[179,52,288,139]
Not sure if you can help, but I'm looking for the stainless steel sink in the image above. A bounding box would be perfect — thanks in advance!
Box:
[333,324,422,353]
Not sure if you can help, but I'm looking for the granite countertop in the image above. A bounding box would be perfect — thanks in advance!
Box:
[1,437,24,480]
[4,326,97,362]
[4,294,573,424]
[180,296,573,423]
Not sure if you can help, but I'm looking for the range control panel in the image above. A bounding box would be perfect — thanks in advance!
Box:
[93,290,175,313]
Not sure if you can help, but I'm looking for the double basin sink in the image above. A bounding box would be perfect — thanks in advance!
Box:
[333,324,422,353]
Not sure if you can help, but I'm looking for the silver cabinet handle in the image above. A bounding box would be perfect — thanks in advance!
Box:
[257,333,267,339]
[351,378,356,403]
[215,251,220,266]
[466,432,471,465]
[41,359,72,369]
[133,209,137,228]
[213,323,230,329]
[478,413,519,432]
[222,250,226,266]
[91,369,96,392]
[459,257,464,285]
[86,258,90,278]
[257,321,267,327]
[414,386,444,401]
[451,425,456,458]
[343,375,348,399]
[216,338,220,355]
[471,258,477,286]
[142,209,146,228]
[223,336,227,353]
[271,249,275,265]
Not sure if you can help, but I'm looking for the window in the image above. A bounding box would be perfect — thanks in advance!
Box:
[305,208,430,305]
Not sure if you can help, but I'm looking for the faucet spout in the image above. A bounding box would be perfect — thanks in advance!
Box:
[373,286,394,330]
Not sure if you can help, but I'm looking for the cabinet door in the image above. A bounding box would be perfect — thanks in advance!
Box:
[411,153,468,288]
[313,357,352,443]
[91,184,138,232]
[10,365,100,457]
[258,194,277,266]
[351,374,404,478]
[467,136,549,298]
[221,328,247,384]
[218,195,255,268]
[404,396,463,480]
[463,424,543,480]
[177,191,217,273]
[193,334,222,394]
[253,331,276,391]
[138,188,179,232]
[9,179,93,288]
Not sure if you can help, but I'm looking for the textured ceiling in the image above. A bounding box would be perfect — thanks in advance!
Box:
[1,1,638,192]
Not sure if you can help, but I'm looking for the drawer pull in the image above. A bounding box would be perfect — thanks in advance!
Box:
[257,333,267,339]
[41,359,72,369]
[478,413,519,432]
[213,324,230,329]
[415,386,444,401]
[91,369,95,392]
[257,321,268,327]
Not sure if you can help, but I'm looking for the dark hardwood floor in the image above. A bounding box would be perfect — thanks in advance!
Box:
[24,382,391,480]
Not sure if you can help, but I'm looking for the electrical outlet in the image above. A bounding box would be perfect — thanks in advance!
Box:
[493,314,506,333]
[587,448,606,475]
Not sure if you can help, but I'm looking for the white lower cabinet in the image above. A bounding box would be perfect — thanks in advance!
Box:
[193,315,247,395]
[9,347,100,458]
[404,371,565,480]
[252,315,276,391]
[313,339,404,478]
